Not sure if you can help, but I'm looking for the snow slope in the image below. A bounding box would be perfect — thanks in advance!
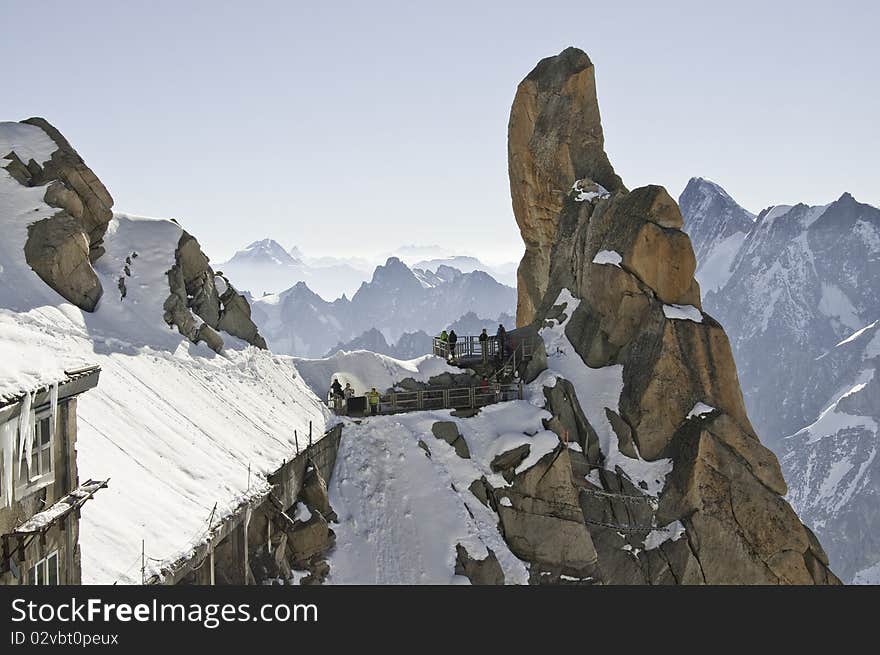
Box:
[291,349,458,399]
[323,287,681,584]
[327,405,553,584]
[1,122,329,583]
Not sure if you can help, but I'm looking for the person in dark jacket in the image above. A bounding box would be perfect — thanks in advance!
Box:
[496,324,507,361]
[448,330,458,362]
[330,378,344,412]
[478,328,489,363]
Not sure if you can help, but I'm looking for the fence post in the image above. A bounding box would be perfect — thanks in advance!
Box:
[518,382,523,400]
[294,430,299,456]
[469,387,475,408]
[417,390,424,410]
[443,389,450,408]
[391,392,397,412]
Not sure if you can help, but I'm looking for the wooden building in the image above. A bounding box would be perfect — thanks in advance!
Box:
[0,366,105,585]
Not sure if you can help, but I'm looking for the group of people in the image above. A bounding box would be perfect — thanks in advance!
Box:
[437,324,507,364]
[329,379,382,416]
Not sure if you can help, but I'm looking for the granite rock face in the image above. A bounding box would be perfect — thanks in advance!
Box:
[3,117,114,310]
[164,231,268,352]
[508,47,624,327]
[508,48,839,584]
[3,118,268,351]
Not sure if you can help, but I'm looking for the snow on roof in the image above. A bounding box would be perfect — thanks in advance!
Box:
[1,154,331,582]
[14,479,108,534]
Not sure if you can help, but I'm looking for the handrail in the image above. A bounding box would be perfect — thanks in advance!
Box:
[329,382,524,416]
[432,334,535,367]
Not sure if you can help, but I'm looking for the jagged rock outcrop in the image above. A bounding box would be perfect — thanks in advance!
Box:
[2,117,268,351]
[454,544,505,585]
[164,231,268,352]
[492,444,599,582]
[509,48,840,584]
[431,421,471,458]
[24,213,103,311]
[509,47,625,326]
[3,117,114,310]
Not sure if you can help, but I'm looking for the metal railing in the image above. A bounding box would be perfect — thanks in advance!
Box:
[432,335,534,363]
[329,383,523,416]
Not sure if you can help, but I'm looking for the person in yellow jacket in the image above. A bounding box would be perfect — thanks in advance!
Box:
[367,387,381,416]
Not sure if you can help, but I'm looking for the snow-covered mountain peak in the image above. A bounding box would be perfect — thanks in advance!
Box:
[680,177,755,294]
[683,177,880,583]
[227,238,300,266]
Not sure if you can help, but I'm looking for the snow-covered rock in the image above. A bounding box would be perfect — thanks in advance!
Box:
[1,119,329,584]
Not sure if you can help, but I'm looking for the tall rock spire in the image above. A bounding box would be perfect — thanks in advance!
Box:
[508,46,624,327]
[509,47,839,583]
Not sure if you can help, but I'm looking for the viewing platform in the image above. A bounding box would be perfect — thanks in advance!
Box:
[432,333,536,379]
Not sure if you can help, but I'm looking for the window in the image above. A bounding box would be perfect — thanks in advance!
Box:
[30,414,53,482]
[28,551,59,585]
[16,412,53,486]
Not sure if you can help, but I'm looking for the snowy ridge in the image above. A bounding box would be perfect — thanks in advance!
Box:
[679,177,755,293]
[290,350,458,400]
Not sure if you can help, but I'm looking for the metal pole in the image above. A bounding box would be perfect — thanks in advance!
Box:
[141,540,145,585]
[309,421,313,448]
[209,546,215,586]
[294,430,299,456]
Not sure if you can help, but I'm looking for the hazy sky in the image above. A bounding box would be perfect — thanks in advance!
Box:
[5,0,878,264]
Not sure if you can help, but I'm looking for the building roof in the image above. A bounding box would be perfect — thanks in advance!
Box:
[0,365,101,413]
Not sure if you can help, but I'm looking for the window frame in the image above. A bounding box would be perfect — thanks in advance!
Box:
[28,551,60,586]
[15,407,55,494]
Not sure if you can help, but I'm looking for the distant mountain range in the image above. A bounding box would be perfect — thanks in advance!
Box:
[681,177,880,583]
[218,238,372,300]
[218,239,518,300]
[323,310,517,359]
[247,256,516,358]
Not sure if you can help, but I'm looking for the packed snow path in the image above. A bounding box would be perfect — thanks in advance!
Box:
[325,404,562,585]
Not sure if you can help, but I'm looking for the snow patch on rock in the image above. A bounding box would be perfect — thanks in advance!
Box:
[663,304,703,323]
[687,402,716,419]
[531,289,673,496]
[592,250,622,267]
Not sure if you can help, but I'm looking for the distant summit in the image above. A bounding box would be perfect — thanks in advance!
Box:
[226,238,301,266]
